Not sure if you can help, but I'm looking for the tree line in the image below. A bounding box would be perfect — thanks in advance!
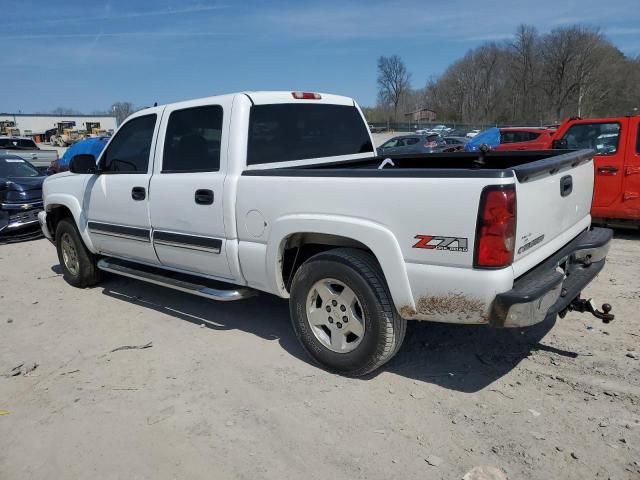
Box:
[369,24,640,126]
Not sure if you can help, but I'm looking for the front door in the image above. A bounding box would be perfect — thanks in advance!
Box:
[148,99,232,280]
[559,120,626,210]
[85,111,162,264]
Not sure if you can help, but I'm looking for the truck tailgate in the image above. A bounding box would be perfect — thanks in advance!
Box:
[512,150,594,276]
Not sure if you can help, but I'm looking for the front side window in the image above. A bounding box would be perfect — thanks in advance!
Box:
[163,105,223,172]
[247,104,373,165]
[381,139,398,149]
[561,122,621,155]
[101,114,156,173]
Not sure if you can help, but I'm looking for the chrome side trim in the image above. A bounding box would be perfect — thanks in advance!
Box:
[97,258,255,301]
[88,221,150,243]
[153,230,222,254]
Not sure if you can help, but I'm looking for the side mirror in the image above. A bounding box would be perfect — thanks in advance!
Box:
[552,138,568,149]
[69,154,98,174]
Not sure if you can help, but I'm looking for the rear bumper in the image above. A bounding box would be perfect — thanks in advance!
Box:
[489,227,612,327]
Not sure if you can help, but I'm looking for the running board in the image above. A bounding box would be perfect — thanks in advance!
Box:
[97,258,256,302]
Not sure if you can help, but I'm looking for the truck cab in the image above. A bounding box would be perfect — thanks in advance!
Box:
[552,116,640,225]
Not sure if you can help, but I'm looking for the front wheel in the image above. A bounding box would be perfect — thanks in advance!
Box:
[55,218,102,288]
[289,248,406,377]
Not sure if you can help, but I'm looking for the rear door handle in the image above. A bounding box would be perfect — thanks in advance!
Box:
[195,189,214,205]
[131,186,146,201]
[597,166,618,176]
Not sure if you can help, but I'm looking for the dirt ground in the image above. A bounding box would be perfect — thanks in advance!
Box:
[1,231,639,480]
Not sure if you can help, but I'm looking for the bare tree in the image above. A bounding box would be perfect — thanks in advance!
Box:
[377,55,411,121]
[111,102,135,125]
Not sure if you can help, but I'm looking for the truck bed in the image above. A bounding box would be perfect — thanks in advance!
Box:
[244,149,593,183]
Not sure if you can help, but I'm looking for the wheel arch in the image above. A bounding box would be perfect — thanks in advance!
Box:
[45,194,96,252]
[267,215,415,311]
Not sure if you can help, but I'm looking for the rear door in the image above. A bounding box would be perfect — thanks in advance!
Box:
[558,120,626,209]
[148,98,232,280]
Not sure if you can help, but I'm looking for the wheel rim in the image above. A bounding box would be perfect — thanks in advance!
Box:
[61,233,80,276]
[306,278,366,354]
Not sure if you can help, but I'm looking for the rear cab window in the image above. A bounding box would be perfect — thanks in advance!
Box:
[247,104,373,166]
[561,122,621,155]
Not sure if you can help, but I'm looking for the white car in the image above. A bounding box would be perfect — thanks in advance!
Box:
[466,129,482,138]
[38,91,614,376]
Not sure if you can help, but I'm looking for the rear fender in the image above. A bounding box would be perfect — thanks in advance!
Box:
[267,214,415,311]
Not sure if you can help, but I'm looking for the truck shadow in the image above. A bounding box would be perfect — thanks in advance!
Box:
[97,272,565,393]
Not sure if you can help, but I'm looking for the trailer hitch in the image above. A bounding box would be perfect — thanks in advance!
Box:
[559,297,614,323]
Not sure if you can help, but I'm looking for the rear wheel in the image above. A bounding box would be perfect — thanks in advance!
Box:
[289,248,406,377]
[55,218,101,288]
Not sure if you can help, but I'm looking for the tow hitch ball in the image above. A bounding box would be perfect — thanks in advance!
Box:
[559,298,615,323]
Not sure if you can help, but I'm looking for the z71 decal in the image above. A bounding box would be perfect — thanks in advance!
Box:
[413,235,468,252]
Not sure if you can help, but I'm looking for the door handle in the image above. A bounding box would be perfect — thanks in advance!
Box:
[560,175,573,197]
[597,166,618,176]
[194,189,214,205]
[131,186,146,201]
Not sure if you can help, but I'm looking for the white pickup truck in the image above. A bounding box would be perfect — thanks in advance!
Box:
[39,91,614,376]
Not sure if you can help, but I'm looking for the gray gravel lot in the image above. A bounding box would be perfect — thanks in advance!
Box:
[1,231,639,480]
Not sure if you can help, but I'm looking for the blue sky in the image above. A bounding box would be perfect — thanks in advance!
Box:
[2,0,639,113]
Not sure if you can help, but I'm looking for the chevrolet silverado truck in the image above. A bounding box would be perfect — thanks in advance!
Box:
[38,91,614,376]
[0,136,59,173]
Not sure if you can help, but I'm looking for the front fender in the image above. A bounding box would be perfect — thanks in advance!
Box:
[45,193,96,253]
[267,214,415,312]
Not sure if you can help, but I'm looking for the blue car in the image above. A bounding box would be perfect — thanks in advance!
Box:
[48,136,110,174]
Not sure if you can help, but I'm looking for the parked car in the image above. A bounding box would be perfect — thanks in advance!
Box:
[0,136,59,174]
[550,116,640,225]
[466,129,481,138]
[492,127,556,151]
[378,134,448,155]
[0,154,45,237]
[442,136,469,151]
[39,91,613,376]
[48,136,110,175]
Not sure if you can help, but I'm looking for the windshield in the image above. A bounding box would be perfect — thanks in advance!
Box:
[0,157,40,177]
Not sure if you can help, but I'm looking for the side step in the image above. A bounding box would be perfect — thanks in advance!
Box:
[97,258,256,302]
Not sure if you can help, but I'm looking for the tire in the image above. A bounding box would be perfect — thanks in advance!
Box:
[289,248,406,377]
[55,218,102,288]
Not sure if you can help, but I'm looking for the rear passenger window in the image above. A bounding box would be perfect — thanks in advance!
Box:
[163,105,223,172]
[247,104,373,165]
[562,122,620,155]
[405,138,419,145]
[101,114,156,173]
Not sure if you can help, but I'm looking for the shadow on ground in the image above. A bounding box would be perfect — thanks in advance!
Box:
[87,271,570,393]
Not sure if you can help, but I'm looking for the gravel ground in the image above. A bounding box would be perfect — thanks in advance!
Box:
[1,232,639,480]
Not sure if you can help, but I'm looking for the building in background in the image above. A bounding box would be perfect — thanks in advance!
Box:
[405,107,437,123]
[0,113,117,143]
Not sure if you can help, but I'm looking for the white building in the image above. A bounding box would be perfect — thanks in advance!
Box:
[0,113,117,142]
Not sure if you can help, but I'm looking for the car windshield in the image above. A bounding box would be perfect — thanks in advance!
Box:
[0,157,40,177]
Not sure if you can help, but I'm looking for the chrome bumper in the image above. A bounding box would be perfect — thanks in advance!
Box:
[490,228,612,328]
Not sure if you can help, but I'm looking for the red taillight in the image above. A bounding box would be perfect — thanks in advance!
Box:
[291,91,322,100]
[474,185,517,268]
